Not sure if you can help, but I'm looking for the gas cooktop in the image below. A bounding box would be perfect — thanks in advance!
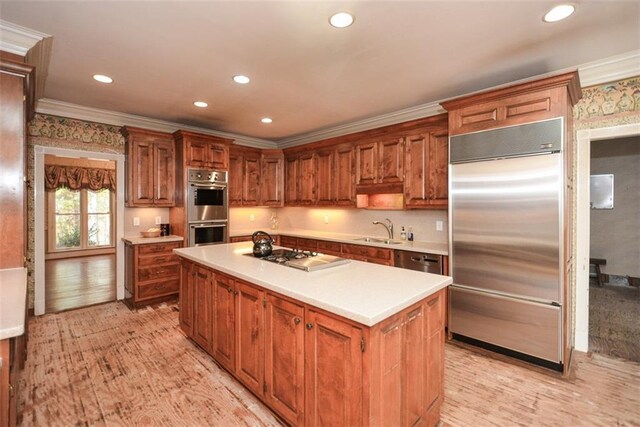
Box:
[246,249,350,272]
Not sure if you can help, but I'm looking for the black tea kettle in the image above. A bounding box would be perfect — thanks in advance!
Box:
[252,231,274,258]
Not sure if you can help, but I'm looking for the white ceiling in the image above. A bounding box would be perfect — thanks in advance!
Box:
[1,1,639,144]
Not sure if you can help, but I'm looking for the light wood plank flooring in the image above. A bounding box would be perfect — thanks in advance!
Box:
[45,254,116,313]
[18,302,639,426]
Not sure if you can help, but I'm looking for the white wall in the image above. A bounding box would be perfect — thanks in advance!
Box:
[230,206,449,243]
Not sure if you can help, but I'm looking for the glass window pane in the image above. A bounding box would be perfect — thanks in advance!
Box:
[88,213,111,246]
[55,188,80,214]
[55,215,81,249]
[88,189,110,214]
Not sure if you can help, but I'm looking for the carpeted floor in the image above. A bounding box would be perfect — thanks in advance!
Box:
[589,282,640,362]
[18,302,280,426]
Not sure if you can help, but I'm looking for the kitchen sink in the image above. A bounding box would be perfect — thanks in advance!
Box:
[353,237,405,245]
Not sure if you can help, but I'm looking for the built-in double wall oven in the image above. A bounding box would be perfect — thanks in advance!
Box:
[187,168,228,246]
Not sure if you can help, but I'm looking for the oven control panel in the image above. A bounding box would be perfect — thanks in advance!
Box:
[188,168,228,184]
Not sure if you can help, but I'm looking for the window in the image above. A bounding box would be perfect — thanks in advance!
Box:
[48,188,114,253]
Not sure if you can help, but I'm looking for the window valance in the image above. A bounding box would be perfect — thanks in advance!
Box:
[45,165,116,192]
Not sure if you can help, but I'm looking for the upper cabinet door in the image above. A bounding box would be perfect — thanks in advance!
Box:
[315,149,335,205]
[153,139,175,206]
[355,142,378,185]
[378,137,404,184]
[207,143,229,170]
[186,139,209,168]
[228,151,243,207]
[404,132,429,207]
[335,145,355,206]
[284,156,299,206]
[242,154,261,206]
[261,153,284,207]
[131,138,155,206]
[428,134,449,206]
[298,153,316,205]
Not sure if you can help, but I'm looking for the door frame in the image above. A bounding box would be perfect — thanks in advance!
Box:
[34,145,125,315]
[574,122,640,351]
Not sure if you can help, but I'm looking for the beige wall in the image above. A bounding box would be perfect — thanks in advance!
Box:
[590,136,640,278]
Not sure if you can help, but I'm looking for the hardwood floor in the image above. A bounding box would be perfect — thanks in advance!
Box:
[44,254,116,313]
[18,302,639,426]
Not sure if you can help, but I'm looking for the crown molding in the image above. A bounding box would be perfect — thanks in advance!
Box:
[0,20,50,56]
[578,50,640,87]
[35,98,277,149]
[277,101,445,148]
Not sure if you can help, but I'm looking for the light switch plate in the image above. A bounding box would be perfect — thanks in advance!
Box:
[155,216,162,225]
[133,217,140,226]
[436,220,443,231]
[249,214,255,222]
[323,215,329,224]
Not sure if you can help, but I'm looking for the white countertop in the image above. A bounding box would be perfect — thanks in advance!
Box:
[0,267,27,340]
[230,228,449,256]
[174,242,451,327]
[122,235,184,245]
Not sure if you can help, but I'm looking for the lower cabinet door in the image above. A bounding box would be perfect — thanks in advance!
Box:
[235,280,265,397]
[265,294,305,426]
[193,266,213,353]
[179,260,194,337]
[213,273,236,372]
[305,310,363,427]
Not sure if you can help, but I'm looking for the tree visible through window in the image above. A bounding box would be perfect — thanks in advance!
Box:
[51,188,113,251]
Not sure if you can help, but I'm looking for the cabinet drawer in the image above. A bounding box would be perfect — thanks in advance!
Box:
[317,240,341,254]
[280,236,298,249]
[341,244,392,261]
[139,242,181,255]
[138,279,180,300]
[230,235,253,243]
[138,263,180,282]
[138,253,179,267]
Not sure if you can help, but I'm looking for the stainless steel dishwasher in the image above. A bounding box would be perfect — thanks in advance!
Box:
[394,250,443,274]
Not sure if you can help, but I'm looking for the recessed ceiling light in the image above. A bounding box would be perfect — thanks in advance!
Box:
[193,101,208,108]
[93,74,113,84]
[233,75,251,84]
[329,12,354,28]
[261,118,273,124]
[543,4,575,23]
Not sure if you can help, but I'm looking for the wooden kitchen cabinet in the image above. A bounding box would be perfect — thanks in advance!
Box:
[341,243,393,266]
[230,147,283,207]
[356,137,404,187]
[0,338,19,427]
[335,144,356,206]
[213,272,236,372]
[265,293,306,426]
[404,124,449,209]
[235,280,265,398]
[173,130,231,170]
[261,151,284,207]
[193,264,214,353]
[305,309,363,427]
[284,152,316,206]
[124,240,182,309]
[122,126,176,207]
[315,149,335,205]
[179,259,195,337]
[284,155,299,206]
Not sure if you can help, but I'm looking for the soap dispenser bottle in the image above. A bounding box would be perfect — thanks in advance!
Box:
[407,227,414,241]
[400,226,407,241]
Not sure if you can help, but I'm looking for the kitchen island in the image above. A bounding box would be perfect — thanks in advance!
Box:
[174,242,451,426]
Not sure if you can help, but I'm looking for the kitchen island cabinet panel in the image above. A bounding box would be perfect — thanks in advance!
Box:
[193,265,213,353]
[265,294,305,426]
[213,272,236,372]
[305,310,363,427]
[179,260,195,336]
[236,280,265,398]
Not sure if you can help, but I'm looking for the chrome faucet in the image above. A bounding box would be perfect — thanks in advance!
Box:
[373,218,394,239]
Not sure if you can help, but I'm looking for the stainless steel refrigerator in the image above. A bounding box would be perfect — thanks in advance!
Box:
[448,118,565,369]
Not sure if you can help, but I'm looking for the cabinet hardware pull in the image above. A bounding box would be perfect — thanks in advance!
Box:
[234,290,239,295]
[294,317,301,325]
[227,287,233,293]
[306,322,313,330]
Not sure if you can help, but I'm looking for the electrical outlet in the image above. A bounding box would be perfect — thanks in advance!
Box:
[436,220,443,231]
[133,217,140,226]
[249,214,255,222]
[323,215,329,224]
[155,216,162,225]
